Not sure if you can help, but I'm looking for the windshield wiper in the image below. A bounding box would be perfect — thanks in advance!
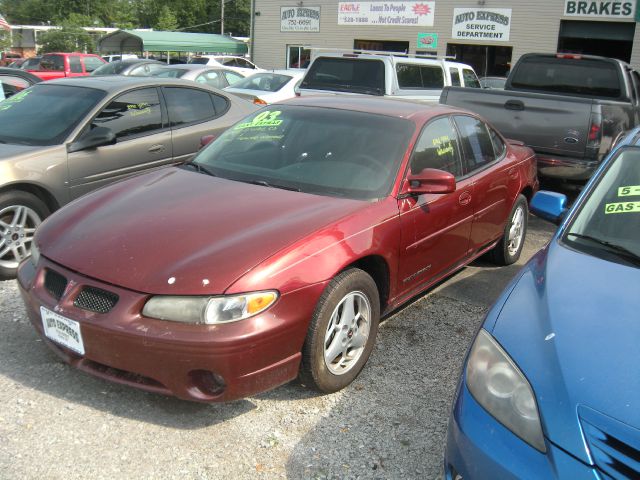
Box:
[181,161,217,177]
[247,179,301,192]
[566,232,640,265]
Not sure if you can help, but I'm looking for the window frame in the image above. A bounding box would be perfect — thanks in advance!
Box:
[451,114,501,176]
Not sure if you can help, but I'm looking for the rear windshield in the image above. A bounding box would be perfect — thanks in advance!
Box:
[152,68,189,78]
[509,57,622,98]
[301,57,385,96]
[0,84,105,145]
[231,73,293,92]
[91,61,129,75]
[396,63,444,89]
[189,57,210,65]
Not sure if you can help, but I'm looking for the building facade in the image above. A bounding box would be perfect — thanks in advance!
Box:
[251,0,640,75]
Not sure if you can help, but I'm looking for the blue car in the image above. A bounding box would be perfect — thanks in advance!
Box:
[444,129,640,479]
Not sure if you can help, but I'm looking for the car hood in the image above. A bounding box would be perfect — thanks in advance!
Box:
[489,240,640,464]
[0,142,47,159]
[37,167,364,294]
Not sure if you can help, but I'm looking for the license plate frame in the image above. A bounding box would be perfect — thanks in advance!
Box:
[40,306,85,355]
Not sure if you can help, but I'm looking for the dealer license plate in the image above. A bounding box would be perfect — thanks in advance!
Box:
[40,306,85,355]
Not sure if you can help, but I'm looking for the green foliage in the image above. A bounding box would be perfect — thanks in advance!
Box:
[38,21,95,53]
[155,5,178,31]
[0,31,11,51]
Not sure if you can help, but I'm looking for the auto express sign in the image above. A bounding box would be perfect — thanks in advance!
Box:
[564,1,635,18]
[338,2,435,27]
[452,8,512,42]
[281,6,321,32]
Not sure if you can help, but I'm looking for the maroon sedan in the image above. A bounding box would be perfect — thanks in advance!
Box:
[17,96,538,402]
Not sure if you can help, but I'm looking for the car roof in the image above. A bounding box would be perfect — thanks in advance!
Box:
[42,75,215,92]
[313,52,473,69]
[280,95,471,122]
[157,64,207,71]
[0,67,42,83]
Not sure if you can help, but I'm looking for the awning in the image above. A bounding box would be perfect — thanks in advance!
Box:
[98,30,248,55]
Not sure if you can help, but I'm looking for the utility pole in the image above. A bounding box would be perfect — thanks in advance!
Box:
[221,0,224,34]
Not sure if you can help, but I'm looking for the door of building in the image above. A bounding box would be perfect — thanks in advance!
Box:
[445,44,512,77]
[354,39,409,53]
[558,20,635,62]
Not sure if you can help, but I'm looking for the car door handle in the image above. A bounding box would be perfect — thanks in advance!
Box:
[459,191,472,206]
[508,167,519,179]
[148,144,165,153]
[504,100,524,111]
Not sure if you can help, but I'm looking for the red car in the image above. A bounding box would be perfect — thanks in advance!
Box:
[17,97,538,402]
[28,52,106,80]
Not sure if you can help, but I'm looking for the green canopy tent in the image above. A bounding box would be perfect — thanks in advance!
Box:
[97,30,248,58]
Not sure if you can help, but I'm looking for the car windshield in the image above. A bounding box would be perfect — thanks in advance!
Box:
[0,84,105,146]
[152,68,189,78]
[91,61,129,75]
[193,105,414,200]
[231,73,293,92]
[564,147,640,265]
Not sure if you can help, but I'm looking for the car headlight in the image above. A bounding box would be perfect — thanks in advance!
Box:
[466,329,546,452]
[142,291,278,324]
[30,241,40,266]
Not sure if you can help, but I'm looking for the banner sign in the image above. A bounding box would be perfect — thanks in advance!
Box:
[338,2,435,27]
[452,8,512,41]
[564,1,635,18]
[281,6,321,32]
[417,33,438,49]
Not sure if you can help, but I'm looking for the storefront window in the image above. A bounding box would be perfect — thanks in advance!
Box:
[287,46,311,69]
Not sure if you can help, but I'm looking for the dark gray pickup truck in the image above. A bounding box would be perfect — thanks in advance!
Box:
[440,53,640,181]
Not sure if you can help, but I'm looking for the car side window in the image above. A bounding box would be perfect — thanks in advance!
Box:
[222,58,238,67]
[454,115,496,172]
[462,69,481,88]
[163,87,217,127]
[196,71,225,89]
[409,116,462,177]
[489,127,506,158]
[211,93,229,115]
[69,56,83,73]
[91,88,163,139]
[397,64,444,88]
[0,75,31,100]
[223,70,244,86]
[449,68,461,86]
[84,57,104,73]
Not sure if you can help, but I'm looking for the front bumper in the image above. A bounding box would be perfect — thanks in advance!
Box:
[536,155,600,182]
[444,380,601,480]
[18,256,326,402]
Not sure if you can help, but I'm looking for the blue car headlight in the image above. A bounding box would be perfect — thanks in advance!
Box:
[466,329,546,452]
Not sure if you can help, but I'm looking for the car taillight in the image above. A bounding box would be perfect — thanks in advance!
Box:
[556,53,582,60]
[587,113,602,148]
[253,97,268,106]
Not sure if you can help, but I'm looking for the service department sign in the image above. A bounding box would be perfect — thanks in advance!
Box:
[452,8,512,42]
[338,2,435,27]
[564,1,635,18]
[281,6,321,32]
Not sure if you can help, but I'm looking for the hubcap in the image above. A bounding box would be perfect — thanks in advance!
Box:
[0,205,41,270]
[507,205,525,257]
[323,291,371,375]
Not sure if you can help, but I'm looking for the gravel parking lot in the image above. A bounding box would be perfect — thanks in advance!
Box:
[0,216,555,480]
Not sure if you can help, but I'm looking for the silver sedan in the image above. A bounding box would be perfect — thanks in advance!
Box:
[151,64,247,90]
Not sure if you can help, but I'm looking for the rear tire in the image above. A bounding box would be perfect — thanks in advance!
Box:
[0,191,49,280]
[299,268,380,393]
[489,194,528,266]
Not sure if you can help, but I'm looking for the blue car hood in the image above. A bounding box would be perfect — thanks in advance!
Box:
[489,240,640,464]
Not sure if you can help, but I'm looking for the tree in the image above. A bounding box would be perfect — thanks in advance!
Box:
[38,21,94,53]
[154,5,178,31]
[0,31,11,51]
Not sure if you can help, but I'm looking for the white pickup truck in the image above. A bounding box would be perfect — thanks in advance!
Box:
[298,51,481,102]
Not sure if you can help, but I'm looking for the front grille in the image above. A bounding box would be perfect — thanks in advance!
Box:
[581,408,640,480]
[44,269,68,300]
[74,286,118,314]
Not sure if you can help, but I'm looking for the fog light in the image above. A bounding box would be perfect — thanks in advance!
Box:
[189,370,226,396]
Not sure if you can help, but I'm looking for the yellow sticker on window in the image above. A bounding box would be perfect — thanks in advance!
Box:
[605,202,640,214]
[432,135,454,156]
[618,186,640,197]
[127,102,151,117]
[0,89,31,111]
[235,111,283,129]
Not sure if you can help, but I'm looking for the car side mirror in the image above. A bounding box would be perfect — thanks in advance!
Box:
[530,191,568,225]
[67,127,117,153]
[403,168,456,195]
[200,134,217,149]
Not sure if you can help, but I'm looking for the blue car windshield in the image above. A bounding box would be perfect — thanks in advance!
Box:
[564,147,640,264]
[192,105,414,200]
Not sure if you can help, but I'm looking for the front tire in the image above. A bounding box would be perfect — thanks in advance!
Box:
[299,268,380,393]
[0,191,49,280]
[489,194,528,266]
